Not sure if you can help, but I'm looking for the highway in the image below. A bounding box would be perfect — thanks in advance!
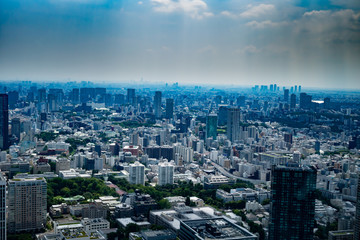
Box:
[210,161,266,185]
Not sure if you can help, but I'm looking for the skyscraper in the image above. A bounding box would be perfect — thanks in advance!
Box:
[284,89,289,102]
[300,93,312,109]
[0,173,6,240]
[154,91,162,119]
[206,114,218,140]
[0,94,8,151]
[227,108,240,142]
[11,118,21,141]
[290,93,296,109]
[165,98,174,119]
[354,174,360,240]
[8,177,47,233]
[129,161,145,185]
[158,162,174,186]
[127,88,135,105]
[269,165,317,240]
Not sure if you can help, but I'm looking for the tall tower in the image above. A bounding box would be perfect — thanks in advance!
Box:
[8,176,47,233]
[0,94,9,151]
[206,114,218,140]
[129,161,145,185]
[354,174,360,240]
[158,162,174,186]
[165,98,174,119]
[269,165,317,240]
[0,173,6,240]
[127,88,135,105]
[227,108,240,143]
[290,94,296,109]
[154,91,162,119]
[284,89,289,102]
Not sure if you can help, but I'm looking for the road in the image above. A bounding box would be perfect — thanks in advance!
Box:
[210,161,266,185]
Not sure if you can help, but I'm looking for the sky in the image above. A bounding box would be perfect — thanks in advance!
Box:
[0,0,359,89]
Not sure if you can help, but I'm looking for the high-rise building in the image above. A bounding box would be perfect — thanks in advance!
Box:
[154,91,162,119]
[269,165,317,240]
[206,114,218,140]
[165,98,174,119]
[8,177,47,233]
[0,94,9,151]
[0,173,6,240]
[298,85,301,92]
[129,161,145,185]
[158,162,174,186]
[284,89,289,102]
[300,93,312,109]
[127,88,136,105]
[290,94,296,109]
[37,88,47,102]
[227,108,240,142]
[237,96,245,107]
[70,88,79,104]
[11,118,21,141]
[218,105,228,126]
[354,174,360,240]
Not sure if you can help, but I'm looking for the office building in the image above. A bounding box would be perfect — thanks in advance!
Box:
[0,173,6,240]
[269,165,317,240]
[354,174,360,240]
[227,108,240,142]
[290,94,296,109]
[237,96,246,107]
[129,161,145,185]
[8,177,47,233]
[11,118,21,141]
[0,94,8,151]
[127,88,136,105]
[284,89,289,102]
[165,98,174,119]
[158,162,174,186]
[328,230,354,240]
[300,92,312,109]
[179,217,257,240]
[154,91,162,119]
[206,114,218,140]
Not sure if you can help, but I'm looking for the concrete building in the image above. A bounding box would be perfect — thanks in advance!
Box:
[0,173,6,240]
[8,176,47,233]
[0,94,9,150]
[179,217,257,240]
[129,161,145,185]
[227,108,240,143]
[158,162,174,186]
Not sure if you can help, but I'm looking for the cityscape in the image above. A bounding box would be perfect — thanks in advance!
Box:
[1,0,360,240]
[0,82,358,240]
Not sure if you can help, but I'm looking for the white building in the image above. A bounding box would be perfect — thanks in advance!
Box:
[129,161,145,185]
[158,162,174,186]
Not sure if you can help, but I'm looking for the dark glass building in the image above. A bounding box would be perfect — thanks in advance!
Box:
[269,165,317,240]
[206,114,218,140]
[0,94,8,150]
[165,98,174,119]
[354,174,360,240]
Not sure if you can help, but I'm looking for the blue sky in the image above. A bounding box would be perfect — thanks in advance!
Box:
[0,0,359,88]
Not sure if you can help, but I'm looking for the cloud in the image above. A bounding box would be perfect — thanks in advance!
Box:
[197,45,217,54]
[236,45,261,54]
[220,11,238,19]
[246,20,289,29]
[138,1,143,5]
[151,0,213,19]
[240,4,275,18]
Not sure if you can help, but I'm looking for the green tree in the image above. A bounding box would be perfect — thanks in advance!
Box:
[158,199,171,209]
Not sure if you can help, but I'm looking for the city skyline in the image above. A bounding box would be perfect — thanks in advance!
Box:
[1,0,360,89]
